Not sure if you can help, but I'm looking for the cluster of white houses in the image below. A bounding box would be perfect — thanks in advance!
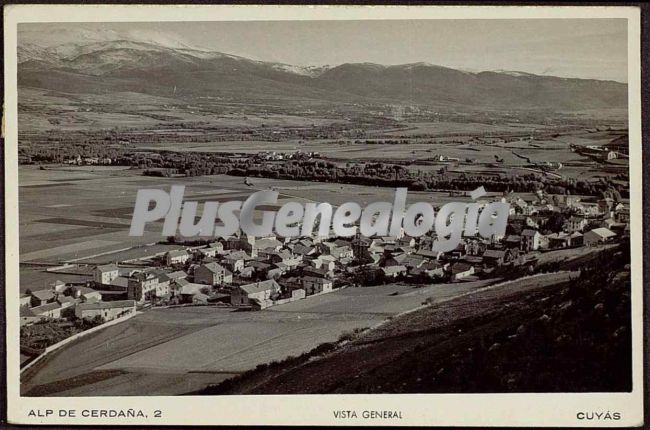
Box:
[21,191,629,323]
[90,193,626,305]
[90,235,342,309]
[20,280,136,327]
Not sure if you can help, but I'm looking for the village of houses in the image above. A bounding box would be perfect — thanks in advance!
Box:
[19,190,630,357]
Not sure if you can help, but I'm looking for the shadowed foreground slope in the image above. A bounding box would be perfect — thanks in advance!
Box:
[196,244,631,394]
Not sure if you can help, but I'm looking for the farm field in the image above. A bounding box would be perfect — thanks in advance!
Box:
[18,167,326,282]
[375,120,553,137]
[12,166,384,291]
[18,88,344,132]
[136,128,624,182]
[21,279,495,396]
[19,267,93,294]
[16,167,217,290]
[17,164,496,291]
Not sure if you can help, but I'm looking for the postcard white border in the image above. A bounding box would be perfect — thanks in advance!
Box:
[3,5,643,427]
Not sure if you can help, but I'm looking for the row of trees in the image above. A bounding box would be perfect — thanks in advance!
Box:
[19,139,628,198]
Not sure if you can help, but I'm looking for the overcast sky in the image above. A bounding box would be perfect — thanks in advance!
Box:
[19,19,628,82]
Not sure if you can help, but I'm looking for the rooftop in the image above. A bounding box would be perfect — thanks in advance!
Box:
[96,264,119,272]
[30,289,54,301]
[20,307,38,317]
[483,249,506,259]
[31,302,62,314]
[180,283,205,295]
[110,276,129,288]
[168,270,187,280]
[240,279,280,295]
[587,227,617,239]
[77,300,136,311]
[201,262,228,273]
[451,263,474,274]
[382,265,407,274]
[521,229,539,237]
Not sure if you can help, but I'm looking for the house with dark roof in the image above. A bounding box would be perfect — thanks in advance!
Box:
[30,289,54,307]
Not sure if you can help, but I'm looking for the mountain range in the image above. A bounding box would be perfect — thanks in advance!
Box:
[18,39,627,110]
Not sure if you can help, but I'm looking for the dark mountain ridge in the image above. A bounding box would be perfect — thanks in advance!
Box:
[18,40,627,110]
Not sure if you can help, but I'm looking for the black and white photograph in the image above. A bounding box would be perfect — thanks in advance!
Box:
[3,4,644,427]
